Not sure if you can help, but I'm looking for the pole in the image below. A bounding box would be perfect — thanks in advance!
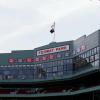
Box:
[93,92,94,100]
[50,22,56,42]
[53,22,55,42]
[53,28,55,42]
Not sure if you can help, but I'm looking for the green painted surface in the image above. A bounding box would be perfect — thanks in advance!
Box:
[0,85,100,98]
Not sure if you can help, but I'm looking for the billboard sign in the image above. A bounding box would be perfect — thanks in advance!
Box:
[37,45,69,56]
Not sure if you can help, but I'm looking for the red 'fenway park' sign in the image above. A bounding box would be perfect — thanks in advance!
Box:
[37,45,69,56]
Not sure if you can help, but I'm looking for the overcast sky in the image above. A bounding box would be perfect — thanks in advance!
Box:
[0,0,100,53]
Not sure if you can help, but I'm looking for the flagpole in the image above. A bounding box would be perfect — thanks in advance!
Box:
[53,22,55,42]
[53,26,55,42]
[50,22,56,42]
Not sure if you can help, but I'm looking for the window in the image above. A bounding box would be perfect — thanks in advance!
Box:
[43,67,47,72]
[43,63,47,68]
[58,72,63,76]
[94,48,97,54]
[53,61,57,66]
[95,60,99,67]
[90,56,94,62]
[95,54,99,60]
[89,50,92,56]
[53,72,58,77]
[52,62,55,66]
[47,67,52,72]
[67,71,72,74]
[63,60,67,65]
[65,52,69,56]
[33,65,36,68]
[86,57,89,63]
[91,62,95,67]
[15,65,18,67]
[46,63,50,67]
[97,47,99,53]
[57,53,61,58]
[91,49,94,55]
[53,67,57,72]
[47,73,52,78]
[60,60,63,65]
[66,59,70,64]
[27,65,30,67]
[49,62,52,67]
[69,59,72,64]
[82,54,85,58]
[63,70,67,75]
[19,65,22,67]
[57,60,61,66]
[67,64,72,71]
[84,54,86,58]
[58,66,63,71]
[86,51,90,57]
[23,65,26,67]
[63,65,67,71]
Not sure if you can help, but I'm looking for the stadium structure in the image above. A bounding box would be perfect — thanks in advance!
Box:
[0,30,100,100]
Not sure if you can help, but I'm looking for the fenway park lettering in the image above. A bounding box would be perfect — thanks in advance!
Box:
[37,45,69,56]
